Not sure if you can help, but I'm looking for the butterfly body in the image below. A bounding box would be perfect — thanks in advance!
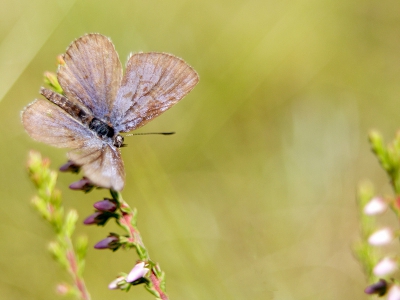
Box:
[41,87,125,148]
[22,34,199,191]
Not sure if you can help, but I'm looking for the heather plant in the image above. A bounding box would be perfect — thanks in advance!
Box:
[27,150,169,300]
[356,131,400,299]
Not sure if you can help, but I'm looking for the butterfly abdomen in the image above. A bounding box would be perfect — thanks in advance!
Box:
[40,88,92,125]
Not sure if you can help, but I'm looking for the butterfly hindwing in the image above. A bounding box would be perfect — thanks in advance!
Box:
[68,142,125,191]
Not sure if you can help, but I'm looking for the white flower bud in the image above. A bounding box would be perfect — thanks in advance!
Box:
[364,197,387,215]
[108,276,124,290]
[126,262,150,283]
[388,285,400,300]
[373,257,397,276]
[368,228,394,246]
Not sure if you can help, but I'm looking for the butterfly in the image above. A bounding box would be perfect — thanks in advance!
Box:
[22,33,199,191]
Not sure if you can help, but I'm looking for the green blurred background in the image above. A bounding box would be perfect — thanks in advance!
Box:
[1,0,399,299]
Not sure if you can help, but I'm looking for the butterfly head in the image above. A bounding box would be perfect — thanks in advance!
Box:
[113,135,124,148]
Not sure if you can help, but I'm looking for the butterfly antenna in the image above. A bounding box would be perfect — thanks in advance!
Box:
[125,131,175,137]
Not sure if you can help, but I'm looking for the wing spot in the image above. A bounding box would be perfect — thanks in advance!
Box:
[123,91,133,98]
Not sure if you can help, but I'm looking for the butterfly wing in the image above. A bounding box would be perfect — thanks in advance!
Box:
[57,33,123,122]
[22,99,125,191]
[111,53,199,132]
[22,99,93,148]
[68,143,125,191]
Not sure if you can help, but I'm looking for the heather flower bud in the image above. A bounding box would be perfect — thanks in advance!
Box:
[57,55,65,66]
[374,257,398,276]
[388,285,400,300]
[44,71,63,94]
[94,198,117,212]
[364,279,388,296]
[56,283,71,295]
[108,276,125,290]
[59,160,81,173]
[83,212,102,225]
[126,262,150,284]
[69,178,93,192]
[364,197,387,215]
[94,234,120,251]
[368,228,394,246]
[83,211,117,226]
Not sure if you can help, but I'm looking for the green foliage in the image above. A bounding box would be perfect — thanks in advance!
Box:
[27,151,168,299]
[355,130,400,290]
[369,130,400,195]
[27,151,91,300]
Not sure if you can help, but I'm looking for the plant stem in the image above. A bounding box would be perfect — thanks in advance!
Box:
[66,248,91,300]
[114,192,169,300]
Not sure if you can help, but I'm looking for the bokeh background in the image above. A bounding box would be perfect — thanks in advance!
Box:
[1,0,400,299]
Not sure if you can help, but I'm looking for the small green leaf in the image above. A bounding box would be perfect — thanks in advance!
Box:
[44,72,64,94]
[136,244,149,260]
[52,206,64,233]
[144,283,161,298]
[152,264,163,278]
[369,130,390,172]
[48,241,68,269]
[31,196,51,221]
[75,236,88,260]
[130,207,137,226]
[64,210,78,238]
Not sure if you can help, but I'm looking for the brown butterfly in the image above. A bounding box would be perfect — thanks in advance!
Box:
[22,34,199,191]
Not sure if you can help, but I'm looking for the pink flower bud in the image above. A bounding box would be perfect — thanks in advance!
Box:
[364,279,388,296]
[126,262,150,283]
[69,177,93,192]
[83,211,117,226]
[94,235,120,251]
[364,197,387,215]
[59,160,80,173]
[374,257,397,276]
[93,198,117,212]
[368,228,394,246]
[83,212,102,225]
[56,283,70,295]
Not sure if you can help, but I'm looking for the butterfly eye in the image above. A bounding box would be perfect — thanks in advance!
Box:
[113,135,124,148]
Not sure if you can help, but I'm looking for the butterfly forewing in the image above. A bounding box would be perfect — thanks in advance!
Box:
[22,99,93,149]
[112,53,199,133]
[58,34,123,122]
